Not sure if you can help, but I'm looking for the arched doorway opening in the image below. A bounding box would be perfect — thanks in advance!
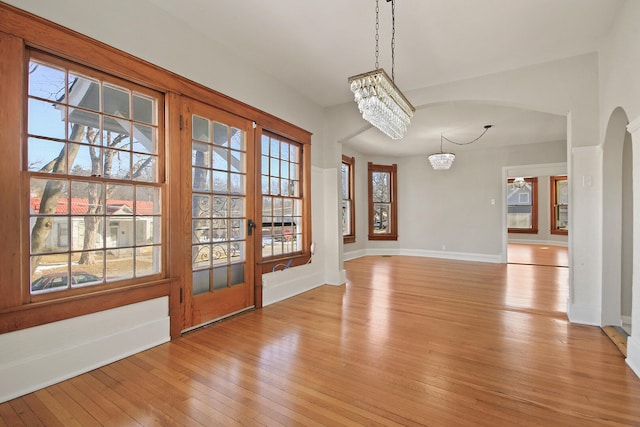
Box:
[602,107,632,338]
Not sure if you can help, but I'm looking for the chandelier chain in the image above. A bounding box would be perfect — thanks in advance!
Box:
[391,0,395,82]
[375,0,380,69]
[348,0,414,140]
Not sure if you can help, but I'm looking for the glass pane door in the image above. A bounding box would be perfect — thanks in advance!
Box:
[184,100,254,330]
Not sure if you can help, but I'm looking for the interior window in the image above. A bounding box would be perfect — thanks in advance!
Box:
[550,175,568,235]
[507,177,538,234]
[368,162,398,240]
[342,155,356,243]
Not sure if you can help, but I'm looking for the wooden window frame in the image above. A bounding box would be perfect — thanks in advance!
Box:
[550,175,568,235]
[342,155,356,244]
[0,3,312,336]
[368,162,398,241]
[507,177,539,234]
[25,50,166,304]
[256,129,312,275]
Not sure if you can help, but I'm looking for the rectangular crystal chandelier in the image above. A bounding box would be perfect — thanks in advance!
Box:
[349,68,415,140]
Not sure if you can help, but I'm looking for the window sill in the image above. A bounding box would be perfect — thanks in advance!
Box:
[344,235,356,244]
[368,234,398,241]
[508,229,539,234]
[258,253,311,274]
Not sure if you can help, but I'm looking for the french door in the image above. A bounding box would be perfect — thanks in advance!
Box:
[182,99,255,330]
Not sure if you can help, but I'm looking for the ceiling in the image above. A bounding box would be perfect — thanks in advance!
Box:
[147,0,623,156]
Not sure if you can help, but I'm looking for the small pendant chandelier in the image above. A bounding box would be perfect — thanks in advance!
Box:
[428,135,456,170]
[348,0,414,140]
[428,125,493,171]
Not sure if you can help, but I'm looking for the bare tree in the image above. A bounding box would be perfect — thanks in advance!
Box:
[30,124,85,275]
[78,127,103,265]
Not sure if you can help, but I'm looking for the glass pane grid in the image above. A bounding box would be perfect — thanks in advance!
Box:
[190,115,246,294]
[27,59,162,295]
[260,134,303,258]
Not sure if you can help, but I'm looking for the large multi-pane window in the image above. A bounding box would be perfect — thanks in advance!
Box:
[342,155,356,243]
[368,162,398,240]
[261,132,303,258]
[550,175,568,235]
[507,177,538,233]
[27,52,163,295]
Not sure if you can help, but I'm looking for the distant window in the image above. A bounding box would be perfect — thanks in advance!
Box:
[342,155,355,243]
[550,175,568,235]
[507,177,538,233]
[368,162,398,240]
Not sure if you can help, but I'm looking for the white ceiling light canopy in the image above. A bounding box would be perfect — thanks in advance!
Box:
[428,125,493,170]
[348,0,414,140]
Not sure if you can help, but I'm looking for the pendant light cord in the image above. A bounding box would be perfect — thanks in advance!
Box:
[441,125,493,146]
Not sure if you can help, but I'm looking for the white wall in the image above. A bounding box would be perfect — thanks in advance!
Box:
[0,298,169,403]
[622,134,633,320]
[331,53,602,326]
[344,141,566,263]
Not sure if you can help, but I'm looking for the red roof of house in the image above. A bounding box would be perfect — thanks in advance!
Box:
[30,198,156,215]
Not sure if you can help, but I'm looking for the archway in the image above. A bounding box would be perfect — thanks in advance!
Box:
[602,107,632,332]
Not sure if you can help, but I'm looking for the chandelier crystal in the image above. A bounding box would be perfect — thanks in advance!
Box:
[348,0,414,140]
[428,152,456,170]
[349,69,414,140]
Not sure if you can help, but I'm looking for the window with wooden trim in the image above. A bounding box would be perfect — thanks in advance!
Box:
[550,175,568,235]
[507,177,538,234]
[0,4,313,335]
[26,51,164,297]
[342,155,356,244]
[260,132,304,259]
[368,162,398,240]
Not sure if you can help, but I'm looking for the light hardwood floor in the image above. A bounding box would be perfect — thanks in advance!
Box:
[2,255,639,426]
[508,243,569,267]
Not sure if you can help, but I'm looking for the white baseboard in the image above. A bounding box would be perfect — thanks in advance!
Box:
[345,248,501,264]
[400,248,502,263]
[566,301,601,326]
[0,298,170,403]
[508,239,568,247]
[626,335,640,379]
[344,249,367,261]
[262,268,325,306]
[622,315,632,325]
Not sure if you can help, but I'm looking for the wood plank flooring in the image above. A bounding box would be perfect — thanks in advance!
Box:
[3,255,640,426]
[508,243,568,267]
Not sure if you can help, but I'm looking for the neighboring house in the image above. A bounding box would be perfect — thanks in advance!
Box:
[29,197,155,255]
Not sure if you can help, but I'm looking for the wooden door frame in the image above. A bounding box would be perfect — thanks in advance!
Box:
[173,97,258,335]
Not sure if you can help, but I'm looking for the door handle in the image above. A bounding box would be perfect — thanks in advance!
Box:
[247,219,256,236]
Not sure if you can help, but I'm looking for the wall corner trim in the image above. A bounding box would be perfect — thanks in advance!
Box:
[626,335,640,380]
